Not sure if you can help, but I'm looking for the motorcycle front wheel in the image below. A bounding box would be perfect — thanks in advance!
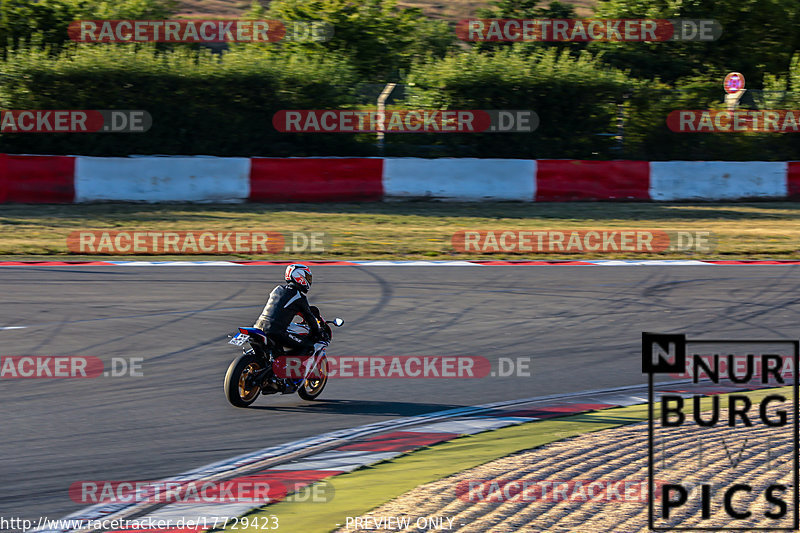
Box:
[224,351,264,407]
[297,355,329,401]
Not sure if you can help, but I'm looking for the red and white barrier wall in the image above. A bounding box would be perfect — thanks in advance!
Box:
[1,155,799,203]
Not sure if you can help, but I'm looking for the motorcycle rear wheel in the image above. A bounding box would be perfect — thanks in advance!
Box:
[224,352,263,407]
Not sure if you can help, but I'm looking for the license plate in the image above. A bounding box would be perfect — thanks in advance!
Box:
[229,333,248,346]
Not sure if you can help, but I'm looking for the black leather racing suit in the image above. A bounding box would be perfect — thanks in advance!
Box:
[254,283,323,354]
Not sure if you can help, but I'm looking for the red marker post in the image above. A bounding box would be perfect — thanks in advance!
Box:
[724,72,745,94]
[724,72,746,110]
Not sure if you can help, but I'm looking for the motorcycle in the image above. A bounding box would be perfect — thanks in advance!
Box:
[224,307,344,407]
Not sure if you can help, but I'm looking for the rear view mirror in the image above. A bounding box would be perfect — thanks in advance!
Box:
[333,317,344,327]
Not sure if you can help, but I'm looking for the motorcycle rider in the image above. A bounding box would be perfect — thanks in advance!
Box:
[254,264,327,359]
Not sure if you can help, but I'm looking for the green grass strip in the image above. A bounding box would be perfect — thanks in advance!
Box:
[232,386,792,533]
[3,202,800,259]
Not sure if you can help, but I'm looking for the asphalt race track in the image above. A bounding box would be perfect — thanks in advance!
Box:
[2,265,800,522]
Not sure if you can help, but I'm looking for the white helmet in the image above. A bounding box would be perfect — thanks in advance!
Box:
[285,264,312,292]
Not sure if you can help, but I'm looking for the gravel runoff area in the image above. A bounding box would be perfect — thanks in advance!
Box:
[336,401,795,532]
